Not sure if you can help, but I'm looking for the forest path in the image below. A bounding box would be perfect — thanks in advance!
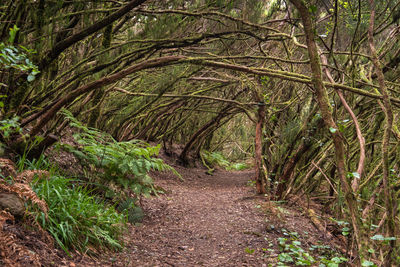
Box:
[6,160,342,267]
[89,165,338,267]
[123,168,273,266]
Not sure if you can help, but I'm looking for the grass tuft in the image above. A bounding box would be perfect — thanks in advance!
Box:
[31,175,126,255]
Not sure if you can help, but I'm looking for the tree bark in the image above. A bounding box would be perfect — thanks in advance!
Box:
[179,106,234,165]
[254,100,267,195]
[367,1,396,265]
[320,54,365,191]
[27,56,184,138]
[289,0,363,261]
[275,141,310,199]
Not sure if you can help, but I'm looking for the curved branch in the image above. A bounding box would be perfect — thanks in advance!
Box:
[28,55,184,137]
[320,53,365,192]
[112,87,256,107]
[39,0,147,70]
[368,1,396,264]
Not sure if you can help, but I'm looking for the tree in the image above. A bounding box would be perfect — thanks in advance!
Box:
[1,0,399,263]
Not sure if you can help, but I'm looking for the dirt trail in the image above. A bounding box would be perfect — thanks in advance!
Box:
[125,168,271,266]
[76,165,337,267]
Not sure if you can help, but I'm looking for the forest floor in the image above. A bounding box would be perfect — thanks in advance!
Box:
[2,155,345,266]
[81,165,343,267]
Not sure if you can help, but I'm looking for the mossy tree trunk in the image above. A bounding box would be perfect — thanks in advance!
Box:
[289,0,364,262]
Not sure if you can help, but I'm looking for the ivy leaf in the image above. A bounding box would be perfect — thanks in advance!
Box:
[278,253,293,262]
[342,227,350,236]
[329,127,337,133]
[27,74,35,82]
[361,260,376,267]
[370,234,384,241]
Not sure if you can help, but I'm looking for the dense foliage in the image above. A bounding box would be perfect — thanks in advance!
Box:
[60,109,180,198]
[0,0,399,265]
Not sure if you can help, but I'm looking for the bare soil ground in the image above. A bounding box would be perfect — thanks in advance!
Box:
[87,166,340,267]
[126,169,270,266]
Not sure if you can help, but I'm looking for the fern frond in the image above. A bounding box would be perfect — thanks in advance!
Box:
[16,170,50,183]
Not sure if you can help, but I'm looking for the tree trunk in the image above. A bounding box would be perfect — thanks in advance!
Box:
[289,0,363,261]
[254,102,267,194]
[179,106,234,165]
[367,1,396,264]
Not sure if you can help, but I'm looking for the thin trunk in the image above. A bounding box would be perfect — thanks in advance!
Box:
[179,106,234,165]
[368,1,396,265]
[320,54,365,191]
[289,0,363,261]
[255,102,267,194]
[275,141,311,199]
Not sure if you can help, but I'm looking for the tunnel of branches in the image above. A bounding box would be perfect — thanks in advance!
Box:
[1,0,400,262]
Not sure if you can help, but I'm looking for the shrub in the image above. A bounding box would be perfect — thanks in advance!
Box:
[59,109,180,199]
[201,150,250,172]
[227,162,249,171]
[201,150,230,169]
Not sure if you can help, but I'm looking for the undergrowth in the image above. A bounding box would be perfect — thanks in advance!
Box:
[1,109,182,256]
[59,109,181,200]
[21,155,126,255]
[249,228,348,267]
[200,150,249,174]
[32,175,126,254]
[274,234,347,266]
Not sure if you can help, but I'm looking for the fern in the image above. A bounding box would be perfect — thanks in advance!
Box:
[201,150,250,172]
[59,109,181,198]
[201,150,230,169]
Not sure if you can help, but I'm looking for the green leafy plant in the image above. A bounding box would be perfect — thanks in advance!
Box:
[18,156,126,255]
[339,221,350,236]
[0,25,40,82]
[361,260,377,267]
[0,116,22,140]
[277,238,315,266]
[227,162,249,171]
[370,234,396,242]
[16,152,51,173]
[59,109,181,199]
[273,233,348,266]
[201,150,230,168]
[319,256,349,267]
[201,150,249,173]
[245,247,255,254]
[31,175,126,254]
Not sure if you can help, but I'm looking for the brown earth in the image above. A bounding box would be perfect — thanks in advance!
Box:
[87,166,342,267]
[127,169,271,266]
[1,161,344,266]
